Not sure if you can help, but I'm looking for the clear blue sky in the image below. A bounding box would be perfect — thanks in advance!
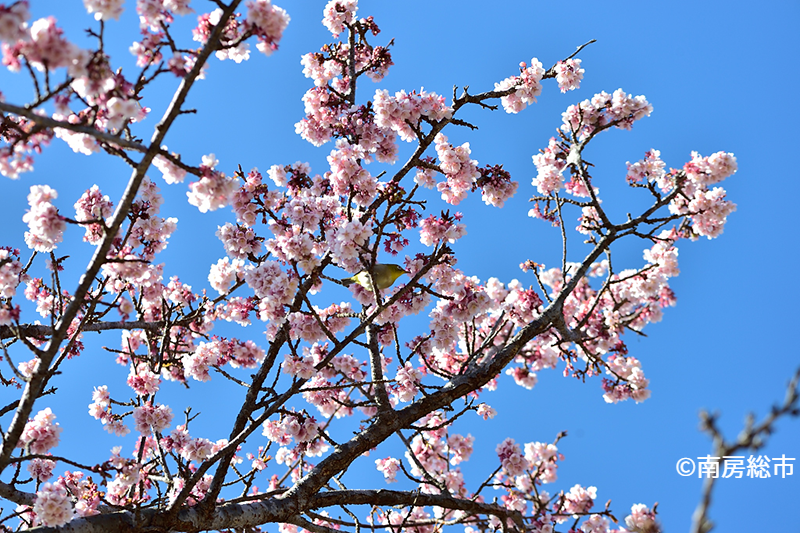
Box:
[1,1,798,531]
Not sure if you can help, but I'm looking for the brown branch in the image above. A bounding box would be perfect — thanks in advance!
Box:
[690,368,800,533]
[0,102,146,152]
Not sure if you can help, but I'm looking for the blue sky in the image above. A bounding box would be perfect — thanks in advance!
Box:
[1,0,799,531]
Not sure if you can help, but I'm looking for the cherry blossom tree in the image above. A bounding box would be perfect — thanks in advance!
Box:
[0,1,781,532]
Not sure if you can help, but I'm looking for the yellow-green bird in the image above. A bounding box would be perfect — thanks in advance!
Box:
[341,264,407,291]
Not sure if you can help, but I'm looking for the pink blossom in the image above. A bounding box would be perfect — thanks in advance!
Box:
[623,503,660,533]
[217,296,254,326]
[285,189,338,229]
[134,175,165,215]
[166,53,200,77]
[232,168,283,226]
[665,152,736,239]
[446,434,474,465]
[101,255,162,293]
[476,164,518,207]
[327,140,378,205]
[0,2,30,43]
[0,114,53,178]
[626,149,667,189]
[262,419,290,445]
[375,457,401,483]
[505,284,543,327]
[495,58,544,113]
[434,133,479,205]
[180,437,214,462]
[581,515,610,533]
[19,408,62,454]
[33,483,73,527]
[128,214,178,258]
[0,247,25,298]
[27,457,56,482]
[562,89,652,141]
[532,137,567,196]
[561,484,597,519]
[294,87,349,146]
[555,58,584,93]
[643,235,679,278]
[164,276,196,307]
[88,401,107,422]
[374,89,452,142]
[24,277,56,318]
[301,51,342,87]
[266,225,320,274]
[392,362,421,403]
[245,0,290,56]
[58,471,100,518]
[127,365,161,395]
[684,187,737,239]
[524,441,560,483]
[209,257,245,295]
[303,375,350,418]
[285,309,325,341]
[684,150,737,187]
[83,0,123,20]
[138,0,174,31]
[496,438,527,477]
[325,217,373,272]
[219,42,251,63]
[92,385,110,407]
[602,355,650,403]
[19,17,80,73]
[217,222,263,259]
[129,31,163,68]
[22,185,65,252]
[577,206,602,234]
[17,356,40,378]
[164,0,193,16]
[74,185,113,244]
[245,261,297,321]
[263,414,320,446]
[414,167,436,189]
[68,57,114,102]
[283,352,316,379]
[321,0,357,37]
[104,96,140,131]
[422,262,468,300]
[228,338,267,369]
[406,433,447,478]
[419,212,466,246]
[187,155,238,212]
[132,402,173,433]
[506,366,537,389]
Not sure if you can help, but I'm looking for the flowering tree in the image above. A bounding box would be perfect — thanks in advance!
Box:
[0,1,759,532]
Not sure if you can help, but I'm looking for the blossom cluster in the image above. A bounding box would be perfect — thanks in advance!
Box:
[671,150,738,238]
[433,133,481,205]
[554,58,584,93]
[0,247,25,300]
[374,89,453,142]
[0,0,288,180]
[0,2,730,532]
[494,58,545,113]
[88,385,130,436]
[22,185,65,252]
[18,408,62,454]
[532,137,569,196]
[562,88,653,141]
